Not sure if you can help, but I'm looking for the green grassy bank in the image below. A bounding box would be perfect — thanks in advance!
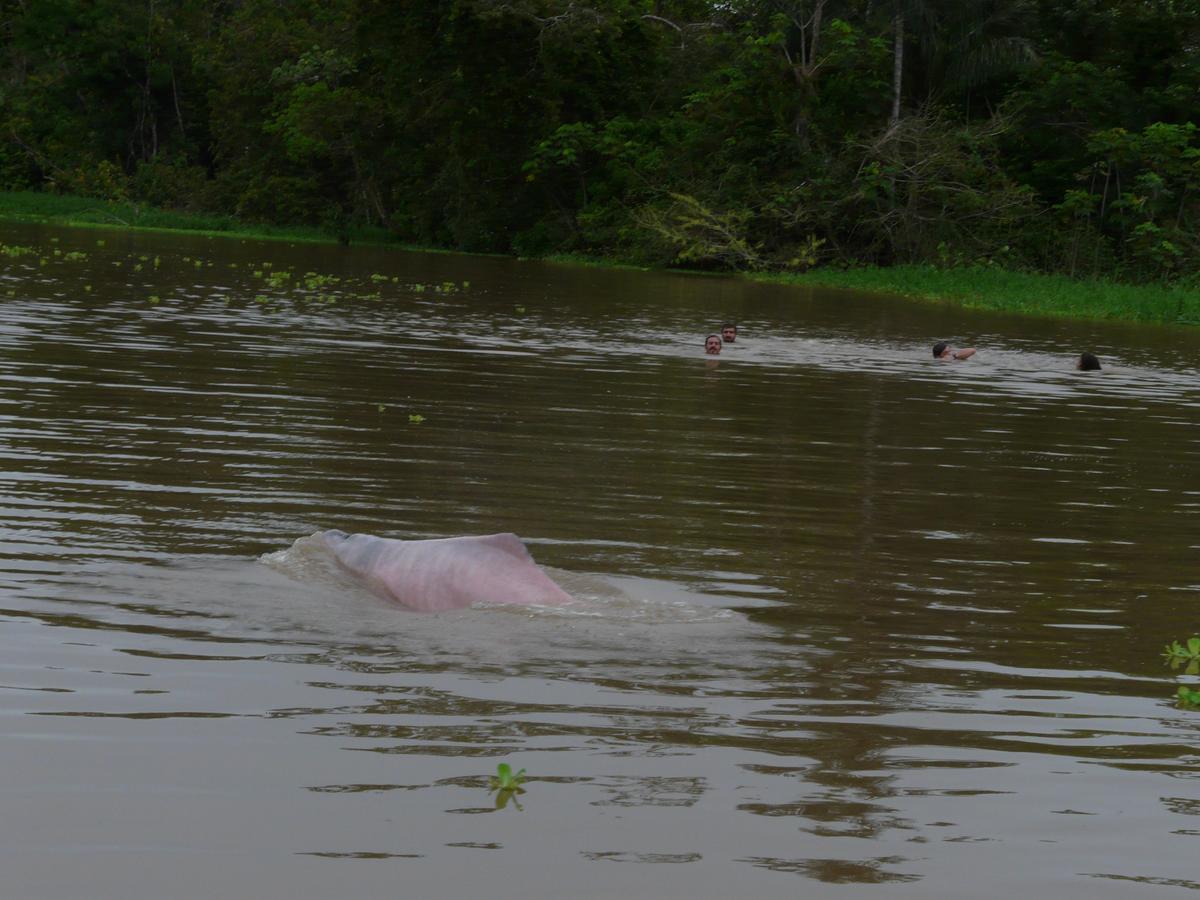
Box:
[3,191,1199,327]
[0,190,400,246]
[764,265,1200,327]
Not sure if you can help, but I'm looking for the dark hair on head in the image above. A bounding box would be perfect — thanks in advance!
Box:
[705,333,722,345]
[1078,352,1101,371]
[721,322,736,331]
[932,341,948,358]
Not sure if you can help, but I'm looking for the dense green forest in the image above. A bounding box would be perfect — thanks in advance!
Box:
[2,0,1199,281]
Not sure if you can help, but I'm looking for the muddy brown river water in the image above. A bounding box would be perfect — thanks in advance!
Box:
[1,221,1198,898]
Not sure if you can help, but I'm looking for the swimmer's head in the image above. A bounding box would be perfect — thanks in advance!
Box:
[932,341,949,358]
[1077,352,1101,371]
[705,334,723,355]
[721,323,737,343]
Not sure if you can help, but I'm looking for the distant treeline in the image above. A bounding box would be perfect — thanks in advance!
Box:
[3,1,1199,281]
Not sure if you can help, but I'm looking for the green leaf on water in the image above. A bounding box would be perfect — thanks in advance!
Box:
[488,762,527,793]
[408,414,425,424]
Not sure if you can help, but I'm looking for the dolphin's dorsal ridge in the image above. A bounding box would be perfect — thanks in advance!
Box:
[475,532,532,561]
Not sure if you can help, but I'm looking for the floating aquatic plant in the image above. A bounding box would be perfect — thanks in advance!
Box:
[1163,636,1200,707]
[488,763,526,792]
[1163,636,1200,674]
[408,414,425,424]
[488,763,526,810]
[1177,685,1200,708]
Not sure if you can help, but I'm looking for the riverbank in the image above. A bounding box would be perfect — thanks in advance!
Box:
[762,266,1200,327]
[4,190,1198,327]
[0,190,401,246]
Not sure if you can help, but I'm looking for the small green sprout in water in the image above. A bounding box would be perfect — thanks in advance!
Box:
[515,305,526,314]
[96,239,105,247]
[408,414,425,424]
[376,404,386,413]
[83,285,92,292]
[64,251,87,261]
[489,763,526,792]
[488,762,527,809]
[147,295,160,305]
[1178,685,1200,708]
[370,273,389,283]
[1163,636,1200,675]
[1163,635,1200,707]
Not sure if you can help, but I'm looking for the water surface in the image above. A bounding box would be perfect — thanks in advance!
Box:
[2,222,1199,898]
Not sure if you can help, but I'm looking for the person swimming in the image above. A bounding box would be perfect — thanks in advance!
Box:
[721,322,737,344]
[1077,352,1102,371]
[932,341,976,360]
[704,334,723,355]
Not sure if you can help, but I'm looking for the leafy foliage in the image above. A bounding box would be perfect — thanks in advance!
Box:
[3,0,1200,282]
[1163,636,1200,708]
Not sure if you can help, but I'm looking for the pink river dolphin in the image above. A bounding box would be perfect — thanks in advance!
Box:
[318,530,574,612]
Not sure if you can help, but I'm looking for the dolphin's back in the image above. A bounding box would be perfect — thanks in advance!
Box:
[318,530,571,612]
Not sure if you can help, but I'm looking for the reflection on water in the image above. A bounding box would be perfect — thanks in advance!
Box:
[1,222,1199,898]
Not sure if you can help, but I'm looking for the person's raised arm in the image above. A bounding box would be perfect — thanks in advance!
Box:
[952,348,976,360]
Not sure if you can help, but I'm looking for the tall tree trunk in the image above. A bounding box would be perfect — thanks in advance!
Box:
[890,6,904,127]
